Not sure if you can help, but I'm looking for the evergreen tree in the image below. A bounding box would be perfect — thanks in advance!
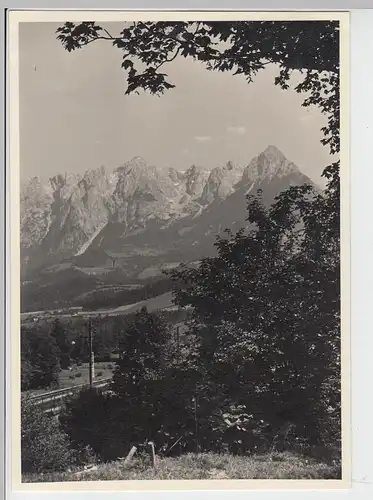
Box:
[51,318,71,369]
[110,307,171,444]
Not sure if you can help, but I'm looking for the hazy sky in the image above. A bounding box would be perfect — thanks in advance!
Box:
[19,22,332,185]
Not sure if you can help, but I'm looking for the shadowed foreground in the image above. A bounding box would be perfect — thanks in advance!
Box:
[23,452,341,482]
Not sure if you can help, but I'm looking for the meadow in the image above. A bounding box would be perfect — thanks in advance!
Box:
[23,362,114,397]
[59,362,114,388]
[23,451,341,482]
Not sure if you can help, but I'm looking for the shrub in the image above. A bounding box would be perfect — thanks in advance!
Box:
[74,444,99,466]
[21,397,76,473]
[97,371,103,377]
[75,372,82,378]
[60,388,128,462]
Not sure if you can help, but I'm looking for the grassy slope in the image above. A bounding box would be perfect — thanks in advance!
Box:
[105,292,174,314]
[23,452,341,482]
[61,292,174,318]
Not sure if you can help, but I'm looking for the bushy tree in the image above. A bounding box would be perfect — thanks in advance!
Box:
[112,307,171,391]
[150,334,204,454]
[168,183,340,450]
[21,397,76,473]
[60,387,120,461]
[21,327,60,391]
[63,309,175,461]
[61,310,203,460]
[111,307,172,444]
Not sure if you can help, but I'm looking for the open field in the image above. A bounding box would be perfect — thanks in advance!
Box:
[24,362,114,397]
[23,451,341,482]
[58,362,114,388]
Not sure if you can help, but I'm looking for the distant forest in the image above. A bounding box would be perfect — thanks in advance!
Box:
[21,269,179,313]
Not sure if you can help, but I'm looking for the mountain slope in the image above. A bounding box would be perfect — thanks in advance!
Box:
[75,146,313,278]
[20,146,317,311]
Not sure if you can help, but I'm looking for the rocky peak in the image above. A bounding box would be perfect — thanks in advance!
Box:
[49,172,81,203]
[261,145,286,162]
[21,176,53,202]
[116,156,147,175]
[200,161,243,205]
[184,164,209,198]
[20,177,53,250]
[20,146,312,275]
[241,146,300,187]
[168,167,184,184]
[77,166,117,196]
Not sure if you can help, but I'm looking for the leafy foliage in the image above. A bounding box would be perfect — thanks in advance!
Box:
[110,307,176,451]
[21,397,76,473]
[53,183,341,458]
[61,309,201,460]
[56,20,340,182]
[112,306,172,393]
[21,327,60,391]
[167,183,340,450]
[60,388,121,461]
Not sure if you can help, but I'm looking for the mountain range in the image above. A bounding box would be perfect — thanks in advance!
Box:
[20,146,316,312]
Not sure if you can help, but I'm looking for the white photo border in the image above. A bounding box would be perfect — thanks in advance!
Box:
[1,2,372,499]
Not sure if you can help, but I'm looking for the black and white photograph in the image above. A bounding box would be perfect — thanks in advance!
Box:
[8,10,349,488]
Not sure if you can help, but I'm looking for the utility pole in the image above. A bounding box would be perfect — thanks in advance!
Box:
[88,319,95,387]
[176,325,180,350]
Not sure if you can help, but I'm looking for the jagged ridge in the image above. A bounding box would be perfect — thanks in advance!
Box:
[20,146,314,277]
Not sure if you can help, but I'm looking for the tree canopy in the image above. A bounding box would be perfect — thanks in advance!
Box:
[21,326,60,391]
[56,20,340,184]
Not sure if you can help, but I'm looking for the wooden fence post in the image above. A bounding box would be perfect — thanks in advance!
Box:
[148,441,157,467]
[123,446,137,467]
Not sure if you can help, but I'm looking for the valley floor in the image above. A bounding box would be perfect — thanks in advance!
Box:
[23,451,341,483]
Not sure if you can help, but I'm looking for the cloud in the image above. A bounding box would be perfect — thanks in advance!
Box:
[194,135,212,143]
[227,126,246,136]
[299,114,314,123]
